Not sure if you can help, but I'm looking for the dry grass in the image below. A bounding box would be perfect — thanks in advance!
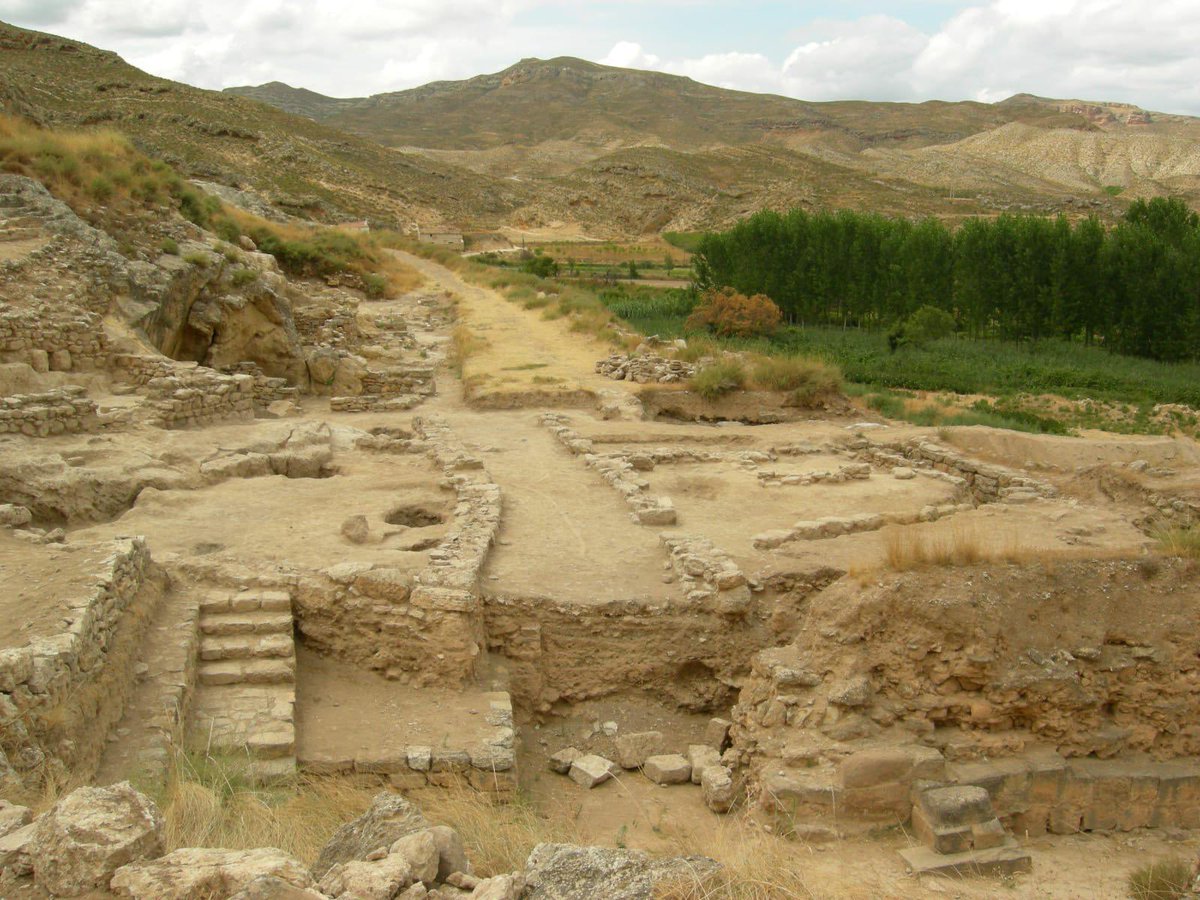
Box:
[1153,525,1200,559]
[450,324,488,378]
[654,815,822,900]
[883,522,991,570]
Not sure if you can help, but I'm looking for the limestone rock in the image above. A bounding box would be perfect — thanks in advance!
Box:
[549,747,582,775]
[313,792,429,879]
[341,514,370,544]
[892,466,916,480]
[0,504,32,528]
[430,825,471,880]
[615,731,663,769]
[111,847,315,899]
[522,843,720,899]
[33,781,164,896]
[390,830,440,885]
[704,718,732,751]
[569,755,618,789]
[229,874,329,899]
[701,766,736,814]
[0,821,35,876]
[469,873,523,899]
[838,746,945,790]
[643,754,691,785]
[0,800,31,838]
[318,854,414,900]
[687,745,722,785]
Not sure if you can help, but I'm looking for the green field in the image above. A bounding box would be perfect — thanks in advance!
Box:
[597,283,1200,435]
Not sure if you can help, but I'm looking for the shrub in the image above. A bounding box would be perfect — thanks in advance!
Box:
[361,272,386,297]
[1153,525,1200,559]
[520,255,558,278]
[750,355,843,405]
[183,251,209,268]
[904,305,956,345]
[690,359,746,400]
[86,175,114,202]
[1128,859,1192,900]
[159,238,180,256]
[686,287,782,337]
[231,267,257,287]
[212,216,241,244]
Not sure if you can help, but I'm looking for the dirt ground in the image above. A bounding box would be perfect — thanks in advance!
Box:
[0,532,108,649]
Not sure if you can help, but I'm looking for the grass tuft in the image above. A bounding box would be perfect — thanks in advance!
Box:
[1153,525,1200,559]
[690,360,747,400]
[1128,858,1193,900]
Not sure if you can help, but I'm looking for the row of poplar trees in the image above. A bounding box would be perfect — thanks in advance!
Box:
[693,197,1200,361]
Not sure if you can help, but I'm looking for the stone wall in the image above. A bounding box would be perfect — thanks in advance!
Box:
[0,305,109,373]
[856,438,1055,504]
[295,416,499,687]
[299,692,517,797]
[733,558,1200,821]
[0,386,100,436]
[143,367,256,429]
[0,539,156,790]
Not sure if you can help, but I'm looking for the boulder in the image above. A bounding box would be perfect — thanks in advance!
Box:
[0,799,31,837]
[33,782,164,897]
[229,874,329,899]
[568,755,619,789]
[522,843,720,899]
[312,792,429,879]
[0,821,35,876]
[470,873,524,899]
[615,731,664,770]
[111,847,315,899]
[390,830,440,885]
[430,825,471,880]
[643,755,691,786]
[0,504,32,528]
[318,854,414,900]
[838,746,945,790]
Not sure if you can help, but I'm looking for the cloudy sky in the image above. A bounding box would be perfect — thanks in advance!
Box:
[4,0,1200,114]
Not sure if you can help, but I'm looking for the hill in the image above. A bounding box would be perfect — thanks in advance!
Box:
[0,22,528,229]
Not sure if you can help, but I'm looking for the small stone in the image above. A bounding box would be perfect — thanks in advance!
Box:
[701,766,736,814]
[892,466,916,480]
[341,515,370,544]
[687,745,722,785]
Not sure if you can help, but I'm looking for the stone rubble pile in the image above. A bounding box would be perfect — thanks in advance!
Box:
[0,785,721,899]
[547,717,741,816]
[595,352,696,384]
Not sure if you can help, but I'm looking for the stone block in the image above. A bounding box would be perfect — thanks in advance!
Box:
[615,731,664,769]
[701,766,736,814]
[898,838,1032,878]
[688,745,722,785]
[705,717,732,752]
[643,754,691,785]
[548,747,582,775]
[569,755,618,789]
[916,786,996,829]
[840,745,945,790]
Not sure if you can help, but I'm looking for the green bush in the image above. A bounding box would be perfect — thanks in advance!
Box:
[159,238,180,256]
[87,175,114,202]
[213,216,241,243]
[183,251,209,268]
[231,267,257,287]
[690,359,746,400]
[1128,859,1192,900]
[904,305,956,345]
[751,356,842,404]
[520,255,559,278]
[361,272,386,297]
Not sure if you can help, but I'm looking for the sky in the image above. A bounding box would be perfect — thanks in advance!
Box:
[3,0,1200,115]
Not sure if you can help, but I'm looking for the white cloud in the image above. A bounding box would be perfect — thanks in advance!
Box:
[610,1,1200,114]
[2,0,1199,114]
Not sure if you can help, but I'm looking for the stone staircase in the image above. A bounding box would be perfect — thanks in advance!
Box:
[0,188,47,242]
[189,589,297,781]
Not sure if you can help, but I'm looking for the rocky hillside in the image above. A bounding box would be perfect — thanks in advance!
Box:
[0,22,528,230]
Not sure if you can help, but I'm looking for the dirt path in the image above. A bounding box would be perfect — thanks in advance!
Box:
[391,250,634,405]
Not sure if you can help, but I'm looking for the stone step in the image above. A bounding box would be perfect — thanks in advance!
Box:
[246,725,296,759]
[898,838,1032,877]
[200,591,292,615]
[199,610,293,637]
[198,658,294,686]
[200,633,294,662]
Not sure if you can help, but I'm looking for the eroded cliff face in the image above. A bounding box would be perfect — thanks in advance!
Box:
[734,558,1200,776]
[0,174,307,385]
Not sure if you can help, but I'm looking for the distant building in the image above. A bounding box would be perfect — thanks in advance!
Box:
[417,227,465,249]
